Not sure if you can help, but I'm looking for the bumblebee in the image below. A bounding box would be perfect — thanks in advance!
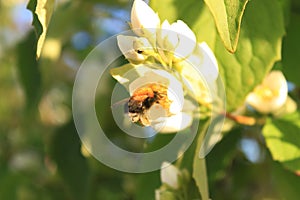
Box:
[128,84,170,126]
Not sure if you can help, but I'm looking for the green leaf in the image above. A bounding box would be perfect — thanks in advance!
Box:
[150,0,285,111]
[27,0,55,58]
[282,13,300,86]
[206,126,242,183]
[272,161,300,199]
[0,168,18,200]
[49,121,90,200]
[203,0,249,53]
[27,0,42,38]
[135,171,160,200]
[135,134,175,200]
[262,112,300,173]
[17,31,41,110]
[192,121,210,200]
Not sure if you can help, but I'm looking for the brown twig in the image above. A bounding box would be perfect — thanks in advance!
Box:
[224,112,263,126]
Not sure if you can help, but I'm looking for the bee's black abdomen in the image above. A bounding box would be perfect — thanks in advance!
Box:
[143,97,155,109]
[128,92,158,114]
[128,98,143,113]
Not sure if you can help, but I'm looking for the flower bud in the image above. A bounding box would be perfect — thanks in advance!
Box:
[246,70,288,114]
[155,189,177,200]
[160,162,181,189]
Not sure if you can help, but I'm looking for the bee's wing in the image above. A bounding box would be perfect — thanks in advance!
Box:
[111,98,129,113]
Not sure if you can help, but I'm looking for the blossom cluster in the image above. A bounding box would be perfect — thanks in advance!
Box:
[109,0,297,199]
[111,0,296,140]
[112,0,219,133]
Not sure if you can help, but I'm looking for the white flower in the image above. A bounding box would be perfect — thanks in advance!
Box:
[180,42,219,104]
[117,35,152,62]
[149,102,194,133]
[188,42,219,83]
[160,162,181,189]
[131,0,160,37]
[158,20,196,59]
[246,70,288,114]
[128,68,194,133]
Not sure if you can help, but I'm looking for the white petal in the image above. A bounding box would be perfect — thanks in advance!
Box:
[182,99,197,112]
[262,70,287,92]
[117,35,134,55]
[160,162,180,189]
[158,20,197,59]
[148,100,195,133]
[187,42,219,83]
[117,35,146,61]
[158,20,180,51]
[246,93,274,114]
[147,104,168,121]
[129,70,169,95]
[168,91,182,114]
[172,20,196,43]
[171,20,196,58]
[151,111,193,133]
[179,43,219,104]
[156,70,184,111]
[177,42,219,104]
[132,37,152,52]
[131,0,160,36]
[199,42,219,80]
[160,20,172,39]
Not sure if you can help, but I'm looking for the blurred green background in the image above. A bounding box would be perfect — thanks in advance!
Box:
[0,0,300,200]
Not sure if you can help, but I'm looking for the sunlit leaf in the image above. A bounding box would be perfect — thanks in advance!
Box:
[150,0,285,111]
[203,0,249,53]
[263,112,300,173]
[27,0,55,58]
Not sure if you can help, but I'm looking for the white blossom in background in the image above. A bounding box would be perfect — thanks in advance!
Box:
[160,161,181,189]
[246,70,288,114]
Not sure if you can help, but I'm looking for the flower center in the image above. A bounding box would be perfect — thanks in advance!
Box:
[254,85,279,100]
[128,83,172,126]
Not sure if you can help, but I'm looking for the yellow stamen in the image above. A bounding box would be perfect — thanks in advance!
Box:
[254,86,278,100]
